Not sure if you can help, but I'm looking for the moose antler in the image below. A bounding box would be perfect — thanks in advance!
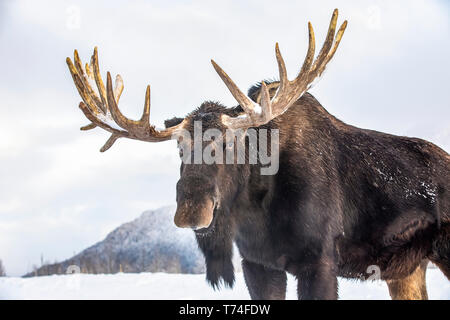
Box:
[66,47,186,152]
[212,9,347,129]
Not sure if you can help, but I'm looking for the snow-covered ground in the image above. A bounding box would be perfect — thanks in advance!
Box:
[0,269,448,300]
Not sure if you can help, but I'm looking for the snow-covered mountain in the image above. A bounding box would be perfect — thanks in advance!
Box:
[25,206,205,276]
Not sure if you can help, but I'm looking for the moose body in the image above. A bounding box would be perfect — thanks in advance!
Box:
[67,9,449,299]
[192,88,450,299]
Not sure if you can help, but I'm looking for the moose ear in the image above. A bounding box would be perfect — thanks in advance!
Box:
[164,117,184,128]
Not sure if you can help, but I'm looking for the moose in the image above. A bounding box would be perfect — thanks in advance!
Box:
[67,9,449,299]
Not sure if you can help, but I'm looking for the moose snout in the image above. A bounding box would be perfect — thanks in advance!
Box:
[174,198,215,229]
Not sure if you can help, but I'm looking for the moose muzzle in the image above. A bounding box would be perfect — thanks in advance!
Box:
[174,198,215,229]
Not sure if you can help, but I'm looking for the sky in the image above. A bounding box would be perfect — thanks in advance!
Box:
[0,0,449,276]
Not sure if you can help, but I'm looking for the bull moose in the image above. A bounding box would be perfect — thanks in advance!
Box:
[67,9,449,299]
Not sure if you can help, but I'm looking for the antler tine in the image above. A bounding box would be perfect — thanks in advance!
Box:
[315,20,347,77]
[140,85,151,125]
[114,74,124,102]
[297,22,316,80]
[211,59,256,115]
[67,57,101,117]
[106,72,140,129]
[92,48,125,108]
[81,123,97,131]
[308,9,338,78]
[275,43,288,92]
[85,62,94,80]
[78,64,98,131]
[92,47,108,113]
[100,134,121,152]
[260,81,272,122]
[73,50,105,114]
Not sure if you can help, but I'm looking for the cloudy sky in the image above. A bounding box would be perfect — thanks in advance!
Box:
[0,0,449,276]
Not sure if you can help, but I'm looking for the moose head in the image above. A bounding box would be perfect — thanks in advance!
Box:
[66,9,347,233]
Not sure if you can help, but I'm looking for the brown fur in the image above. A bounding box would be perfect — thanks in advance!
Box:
[387,260,429,300]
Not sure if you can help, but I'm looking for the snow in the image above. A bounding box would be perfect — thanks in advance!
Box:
[1,269,448,300]
[96,112,124,131]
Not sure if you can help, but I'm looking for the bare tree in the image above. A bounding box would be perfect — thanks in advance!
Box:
[0,259,6,277]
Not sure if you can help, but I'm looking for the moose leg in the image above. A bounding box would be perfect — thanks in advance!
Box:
[295,256,338,300]
[429,224,450,280]
[386,260,429,300]
[242,259,287,300]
